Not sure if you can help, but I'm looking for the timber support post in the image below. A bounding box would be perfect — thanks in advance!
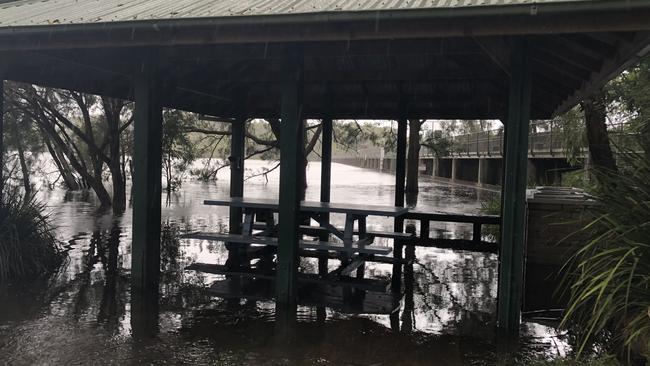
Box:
[497,37,532,334]
[276,47,303,307]
[131,53,163,292]
[391,117,407,293]
[227,117,246,269]
[319,116,333,276]
[0,80,4,201]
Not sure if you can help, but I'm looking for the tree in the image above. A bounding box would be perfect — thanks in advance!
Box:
[581,90,618,173]
[5,83,133,212]
[161,109,196,196]
[405,119,425,206]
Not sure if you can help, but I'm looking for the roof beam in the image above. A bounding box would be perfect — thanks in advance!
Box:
[555,30,650,115]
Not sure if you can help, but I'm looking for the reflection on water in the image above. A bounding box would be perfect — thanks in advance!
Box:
[0,161,567,365]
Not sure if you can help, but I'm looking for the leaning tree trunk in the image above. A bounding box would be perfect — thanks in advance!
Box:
[103,97,127,213]
[44,137,80,190]
[405,119,422,206]
[14,128,31,198]
[581,93,617,173]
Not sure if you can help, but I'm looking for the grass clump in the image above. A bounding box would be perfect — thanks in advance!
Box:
[559,151,650,361]
[480,194,501,242]
[0,191,64,284]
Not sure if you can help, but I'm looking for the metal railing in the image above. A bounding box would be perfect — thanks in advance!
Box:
[421,122,634,158]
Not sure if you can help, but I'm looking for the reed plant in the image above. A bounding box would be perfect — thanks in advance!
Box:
[0,190,64,284]
[560,149,650,359]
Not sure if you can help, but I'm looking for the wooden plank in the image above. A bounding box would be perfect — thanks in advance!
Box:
[405,210,501,225]
[204,197,409,217]
[182,232,392,255]
[187,263,389,292]
[331,259,366,277]
[205,278,399,315]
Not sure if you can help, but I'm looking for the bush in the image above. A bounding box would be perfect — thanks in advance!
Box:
[560,150,650,359]
[480,194,501,242]
[0,191,64,284]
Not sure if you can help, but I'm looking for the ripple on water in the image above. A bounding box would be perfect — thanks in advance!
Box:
[0,161,567,365]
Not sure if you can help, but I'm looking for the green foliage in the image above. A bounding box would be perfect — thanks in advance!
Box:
[162,110,197,192]
[552,107,587,167]
[0,190,64,283]
[561,170,597,193]
[479,194,501,242]
[560,148,650,359]
[422,130,453,158]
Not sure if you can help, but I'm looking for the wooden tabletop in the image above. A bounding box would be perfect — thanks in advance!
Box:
[204,197,408,217]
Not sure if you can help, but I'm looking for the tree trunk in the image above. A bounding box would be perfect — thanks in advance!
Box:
[14,128,31,198]
[44,137,80,190]
[581,93,617,172]
[102,97,127,213]
[405,119,422,206]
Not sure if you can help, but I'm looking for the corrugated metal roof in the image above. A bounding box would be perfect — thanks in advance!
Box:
[0,0,594,27]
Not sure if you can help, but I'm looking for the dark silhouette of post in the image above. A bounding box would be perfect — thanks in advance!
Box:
[0,80,4,201]
[276,47,303,307]
[318,117,333,275]
[227,117,246,269]
[497,37,532,334]
[391,118,407,293]
[131,53,163,293]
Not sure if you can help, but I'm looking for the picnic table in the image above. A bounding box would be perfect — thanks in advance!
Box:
[183,198,413,310]
[185,197,412,277]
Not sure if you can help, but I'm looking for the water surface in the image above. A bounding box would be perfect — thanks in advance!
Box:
[0,161,567,365]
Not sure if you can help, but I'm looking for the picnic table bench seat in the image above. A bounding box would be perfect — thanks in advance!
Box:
[248,223,416,241]
[182,231,392,255]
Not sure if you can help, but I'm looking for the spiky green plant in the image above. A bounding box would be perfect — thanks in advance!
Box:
[559,150,650,359]
[480,194,501,242]
[0,190,64,283]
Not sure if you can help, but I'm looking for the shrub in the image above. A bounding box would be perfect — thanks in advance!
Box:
[480,194,501,242]
[560,150,650,359]
[0,190,64,284]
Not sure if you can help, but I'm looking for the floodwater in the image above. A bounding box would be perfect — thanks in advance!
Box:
[0,161,568,365]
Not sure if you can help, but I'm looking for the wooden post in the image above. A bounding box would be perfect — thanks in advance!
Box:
[131,54,163,292]
[392,117,407,293]
[0,80,4,201]
[497,37,532,334]
[319,117,333,276]
[227,117,246,268]
[276,48,303,305]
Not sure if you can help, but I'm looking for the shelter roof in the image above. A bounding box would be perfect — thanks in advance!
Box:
[0,0,649,120]
[0,0,605,28]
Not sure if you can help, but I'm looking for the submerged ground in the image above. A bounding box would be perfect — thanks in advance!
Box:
[0,162,567,365]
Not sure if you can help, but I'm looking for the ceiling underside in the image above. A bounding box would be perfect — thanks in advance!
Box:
[1,30,649,120]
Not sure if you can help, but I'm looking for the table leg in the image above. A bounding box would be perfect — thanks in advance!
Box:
[342,215,355,267]
[317,213,329,276]
[356,216,367,279]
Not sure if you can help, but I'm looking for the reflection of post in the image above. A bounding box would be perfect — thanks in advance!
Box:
[401,224,416,333]
[98,224,121,325]
[131,287,159,339]
[274,301,297,345]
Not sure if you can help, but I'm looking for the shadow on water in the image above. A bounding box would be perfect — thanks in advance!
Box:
[0,162,569,365]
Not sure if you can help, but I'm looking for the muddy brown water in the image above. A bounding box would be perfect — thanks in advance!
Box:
[0,162,569,365]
